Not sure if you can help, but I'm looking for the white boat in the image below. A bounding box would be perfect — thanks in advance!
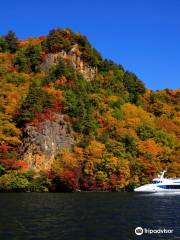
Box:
[134,170,180,193]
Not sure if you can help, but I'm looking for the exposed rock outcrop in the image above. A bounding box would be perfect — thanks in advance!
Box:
[41,44,97,81]
[22,114,74,171]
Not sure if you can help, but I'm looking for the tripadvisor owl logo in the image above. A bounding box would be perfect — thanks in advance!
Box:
[135,226,174,235]
[135,227,143,235]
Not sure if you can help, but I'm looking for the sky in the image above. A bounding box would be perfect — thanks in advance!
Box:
[0,0,180,90]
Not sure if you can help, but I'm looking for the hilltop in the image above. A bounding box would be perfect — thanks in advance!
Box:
[0,29,179,192]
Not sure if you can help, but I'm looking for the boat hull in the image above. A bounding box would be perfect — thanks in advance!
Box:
[134,183,180,193]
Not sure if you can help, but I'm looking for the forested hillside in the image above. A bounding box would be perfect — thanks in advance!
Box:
[0,29,179,192]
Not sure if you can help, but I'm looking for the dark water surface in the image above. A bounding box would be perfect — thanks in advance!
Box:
[0,192,179,240]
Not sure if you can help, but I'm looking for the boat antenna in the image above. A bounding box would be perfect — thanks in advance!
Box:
[160,169,167,179]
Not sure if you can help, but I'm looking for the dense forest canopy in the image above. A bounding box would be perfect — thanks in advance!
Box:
[0,29,179,192]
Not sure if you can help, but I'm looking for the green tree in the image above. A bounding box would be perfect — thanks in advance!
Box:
[18,80,53,125]
[14,44,42,72]
[0,37,8,52]
[0,171,30,191]
[155,130,177,148]
[44,58,77,84]
[136,123,155,140]
[123,71,145,104]
[4,31,19,53]
[121,134,137,156]
[0,165,5,176]
[42,28,74,53]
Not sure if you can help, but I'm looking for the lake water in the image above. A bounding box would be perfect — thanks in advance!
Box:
[0,192,179,240]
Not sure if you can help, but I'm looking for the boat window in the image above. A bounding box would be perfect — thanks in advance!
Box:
[157,185,180,189]
[151,181,162,184]
[169,185,180,189]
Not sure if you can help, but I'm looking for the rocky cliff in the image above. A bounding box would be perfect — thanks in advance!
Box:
[22,114,74,171]
[41,44,97,81]
[21,44,98,171]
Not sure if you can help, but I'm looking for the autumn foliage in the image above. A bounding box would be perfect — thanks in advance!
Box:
[0,28,179,192]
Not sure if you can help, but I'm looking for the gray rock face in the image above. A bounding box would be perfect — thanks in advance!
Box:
[41,45,97,81]
[22,114,74,171]
[41,51,67,72]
